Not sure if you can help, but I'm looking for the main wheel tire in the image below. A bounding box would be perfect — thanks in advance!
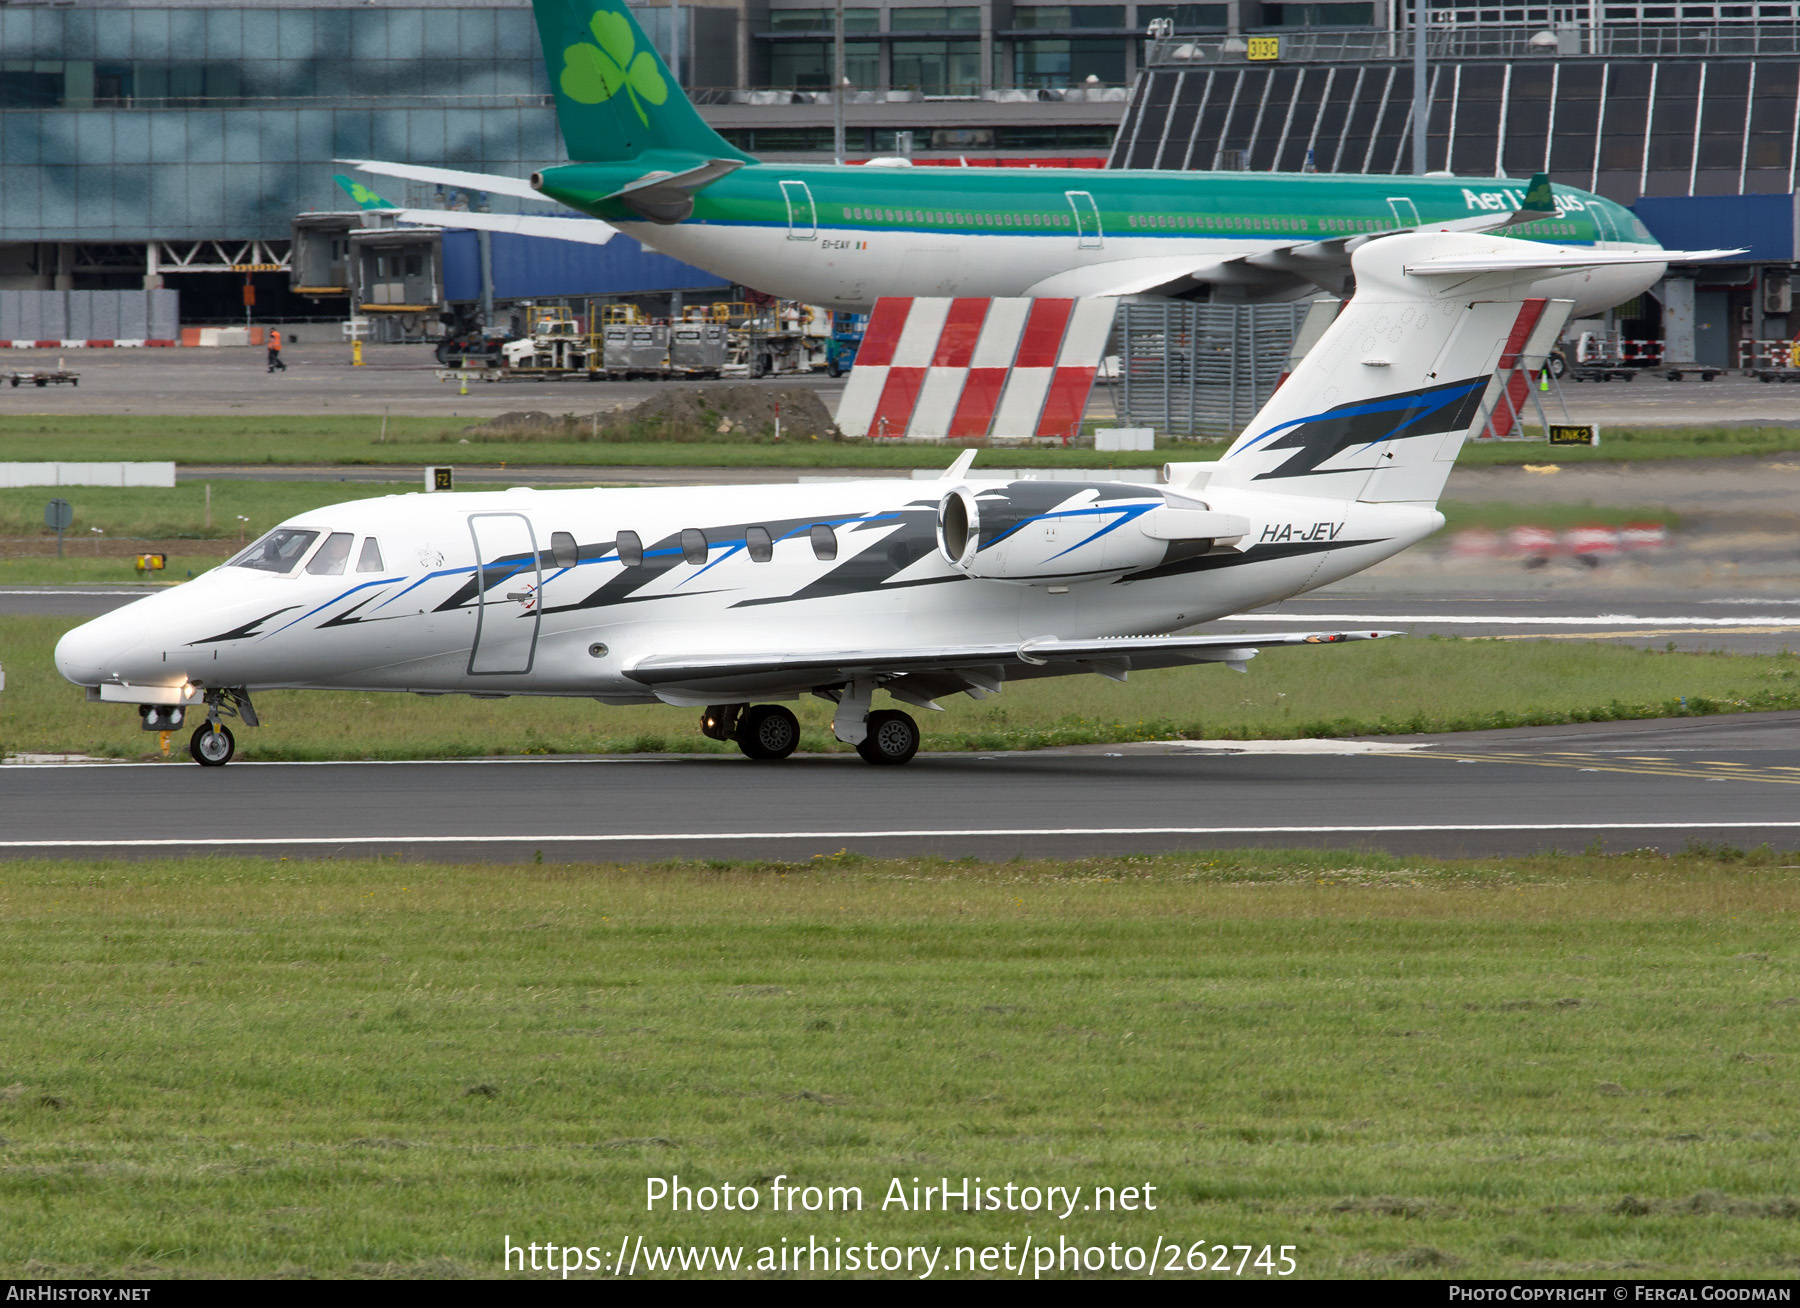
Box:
[189,723,235,767]
[736,704,800,761]
[855,709,919,766]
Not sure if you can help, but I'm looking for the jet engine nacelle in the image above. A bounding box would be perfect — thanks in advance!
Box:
[935,481,1251,585]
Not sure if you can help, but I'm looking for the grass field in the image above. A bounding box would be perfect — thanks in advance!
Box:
[5,615,1796,759]
[2,847,1797,1278]
[1,414,1797,468]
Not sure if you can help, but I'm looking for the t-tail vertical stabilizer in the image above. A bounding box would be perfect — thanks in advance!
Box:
[1209,233,1592,507]
[530,0,755,165]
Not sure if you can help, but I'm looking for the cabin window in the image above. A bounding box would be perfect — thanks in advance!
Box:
[681,528,708,565]
[550,531,578,569]
[616,530,643,567]
[810,523,838,561]
[306,531,353,576]
[230,528,319,574]
[746,525,774,563]
[356,537,384,573]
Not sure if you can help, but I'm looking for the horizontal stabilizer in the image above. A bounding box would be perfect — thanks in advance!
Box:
[337,160,551,204]
[1407,246,1740,275]
[598,158,746,223]
[391,209,618,246]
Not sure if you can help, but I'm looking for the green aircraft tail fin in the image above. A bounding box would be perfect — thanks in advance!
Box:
[529,0,755,165]
[1520,171,1556,214]
[334,174,397,210]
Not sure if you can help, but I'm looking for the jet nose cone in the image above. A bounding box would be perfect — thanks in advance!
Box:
[54,614,140,687]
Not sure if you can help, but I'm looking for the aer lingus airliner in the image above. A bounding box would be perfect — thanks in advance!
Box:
[55,231,1728,767]
[340,0,1672,316]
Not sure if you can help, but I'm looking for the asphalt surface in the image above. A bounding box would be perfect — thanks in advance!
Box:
[6,341,1800,425]
[1239,589,1800,653]
[3,713,1799,861]
[0,342,850,419]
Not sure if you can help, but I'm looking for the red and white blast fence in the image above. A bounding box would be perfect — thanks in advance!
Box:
[835,296,1117,441]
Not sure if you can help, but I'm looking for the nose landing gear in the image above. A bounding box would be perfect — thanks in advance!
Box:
[190,723,236,766]
[186,687,259,767]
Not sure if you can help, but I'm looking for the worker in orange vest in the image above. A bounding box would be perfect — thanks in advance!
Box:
[267,327,286,373]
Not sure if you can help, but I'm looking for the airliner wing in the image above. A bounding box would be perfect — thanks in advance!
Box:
[337,159,551,204]
[627,629,1397,698]
[1023,255,1239,299]
[1406,246,1740,275]
[391,208,619,245]
[1035,171,1596,300]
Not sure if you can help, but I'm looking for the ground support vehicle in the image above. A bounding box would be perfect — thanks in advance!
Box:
[825,311,867,377]
[726,302,834,378]
[5,369,79,387]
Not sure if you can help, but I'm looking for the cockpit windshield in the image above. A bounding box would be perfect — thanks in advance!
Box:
[230,528,321,574]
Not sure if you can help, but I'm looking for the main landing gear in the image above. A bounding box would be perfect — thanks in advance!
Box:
[700,703,801,761]
[699,698,922,766]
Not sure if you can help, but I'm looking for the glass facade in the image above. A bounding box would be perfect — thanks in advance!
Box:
[0,3,569,243]
[768,41,883,88]
[1112,56,1800,201]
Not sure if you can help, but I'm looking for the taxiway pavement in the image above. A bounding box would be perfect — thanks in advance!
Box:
[4,713,1798,861]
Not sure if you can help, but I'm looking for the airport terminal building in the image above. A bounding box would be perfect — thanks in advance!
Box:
[2,0,1798,362]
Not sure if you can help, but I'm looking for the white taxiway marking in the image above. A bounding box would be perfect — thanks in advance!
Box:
[3,822,1800,849]
[1242,613,1800,627]
[1162,740,1427,755]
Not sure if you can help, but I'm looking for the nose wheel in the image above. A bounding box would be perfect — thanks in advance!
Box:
[189,723,236,767]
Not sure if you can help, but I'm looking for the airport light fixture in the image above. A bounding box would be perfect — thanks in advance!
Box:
[1412,0,1427,175]
[834,0,847,164]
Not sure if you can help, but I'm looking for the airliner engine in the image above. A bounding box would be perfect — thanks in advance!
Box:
[935,481,1251,586]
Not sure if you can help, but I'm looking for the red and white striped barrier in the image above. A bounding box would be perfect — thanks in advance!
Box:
[1620,522,1669,551]
[836,296,1117,440]
[3,339,175,349]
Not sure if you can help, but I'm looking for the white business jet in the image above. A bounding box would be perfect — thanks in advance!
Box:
[55,232,1720,766]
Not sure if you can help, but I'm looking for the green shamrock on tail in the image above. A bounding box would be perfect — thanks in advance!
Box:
[561,9,668,126]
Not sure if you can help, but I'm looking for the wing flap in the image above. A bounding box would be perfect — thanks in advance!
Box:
[626,629,1397,688]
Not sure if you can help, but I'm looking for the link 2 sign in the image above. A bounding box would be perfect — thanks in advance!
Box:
[1548,424,1600,446]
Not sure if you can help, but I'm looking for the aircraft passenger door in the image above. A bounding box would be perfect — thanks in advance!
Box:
[467,513,541,676]
[1065,190,1104,249]
[780,180,817,240]
[1386,196,1421,229]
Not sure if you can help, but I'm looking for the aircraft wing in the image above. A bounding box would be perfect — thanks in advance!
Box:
[1024,255,1246,299]
[1406,246,1740,275]
[627,629,1397,701]
[390,208,619,246]
[337,159,551,204]
[1029,171,1584,300]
